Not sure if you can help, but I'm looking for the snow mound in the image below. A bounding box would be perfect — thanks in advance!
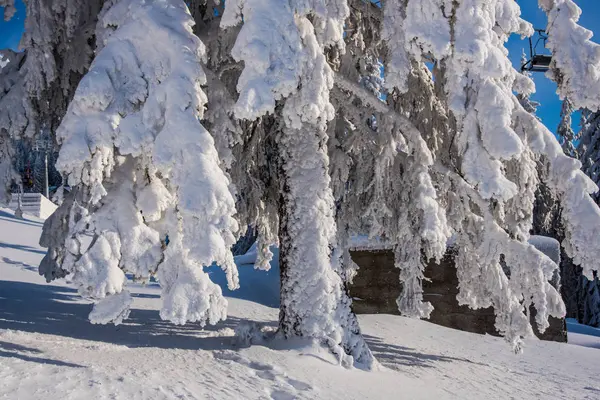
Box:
[528,235,561,265]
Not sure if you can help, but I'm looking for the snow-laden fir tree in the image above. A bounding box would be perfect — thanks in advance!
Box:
[580,111,600,203]
[573,110,600,327]
[0,0,108,202]
[216,0,600,354]
[541,0,600,328]
[516,1,600,327]
[322,0,600,351]
[328,0,546,350]
[579,272,600,327]
[517,52,580,322]
[40,0,240,326]
[558,98,577,158]
[14,0,600,368]
[0,49,26,202]
[220,0,373,367]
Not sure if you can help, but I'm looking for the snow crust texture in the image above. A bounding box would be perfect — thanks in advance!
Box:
[2,221,600,400]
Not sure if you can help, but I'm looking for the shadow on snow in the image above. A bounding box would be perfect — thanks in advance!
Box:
[0,279,480,372]
[363,334,486,370]
[2,257,39,272]
[0,242,46,256]
[0,280,256,353]
[0,340,83,368]
[0,209,44,227]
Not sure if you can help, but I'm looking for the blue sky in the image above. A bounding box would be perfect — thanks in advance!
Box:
[1,0,599,133]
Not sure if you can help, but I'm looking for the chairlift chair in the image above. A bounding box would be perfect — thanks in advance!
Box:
[521,29,552,73]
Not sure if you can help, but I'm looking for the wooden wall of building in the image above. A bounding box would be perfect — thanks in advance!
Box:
[348,249,567,342]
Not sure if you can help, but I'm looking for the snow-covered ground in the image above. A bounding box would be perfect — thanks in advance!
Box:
[1,208,600,399]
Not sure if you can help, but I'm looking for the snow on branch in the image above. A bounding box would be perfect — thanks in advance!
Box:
[346,0,584,349]
[222,0,374,368]
[439,163,564,349]
[43,0,239,327]
[540,0,600,111]
[220,0,304,120]
[514,100,600,281]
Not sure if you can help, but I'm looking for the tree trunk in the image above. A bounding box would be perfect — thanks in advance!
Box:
[276,126,374,368]
[276,127,334,337]
[277,176,295,336]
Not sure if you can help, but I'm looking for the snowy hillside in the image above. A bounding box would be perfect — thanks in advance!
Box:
[1,209,600,400]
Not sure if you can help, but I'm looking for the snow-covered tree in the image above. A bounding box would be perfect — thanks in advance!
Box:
[571,111,600,327]
[326,0,558,351]
[220,0,373,367]
[539,0,600,111]
[557,98,578,158]
[19,0,105,128]
[0,0,108,201]
[580,272,600,327]
[221,0,599,354]
[320,0,600,352]
[540,0,600,329]
[0,49,27,202]
[21,0,600,368]
[580,111,600,202]
[40,0,239,327]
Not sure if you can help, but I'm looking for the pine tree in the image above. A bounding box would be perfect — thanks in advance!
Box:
[558,98,577,158]
[0,49,31,202]
[0,0,108,201]
[14,0,600,367]
[40,0,239,326]
[573,111,600,327]
[580,112,600,203]
[221,0,373,367]
[580,272,600,327]
[330,0,569,350]
[532,0,600,330]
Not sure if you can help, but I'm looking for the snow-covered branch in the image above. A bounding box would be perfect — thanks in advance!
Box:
[41,0,239,327]
[540,0,600,111]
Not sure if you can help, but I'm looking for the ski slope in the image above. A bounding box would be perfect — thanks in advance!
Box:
[1,208,600,399]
